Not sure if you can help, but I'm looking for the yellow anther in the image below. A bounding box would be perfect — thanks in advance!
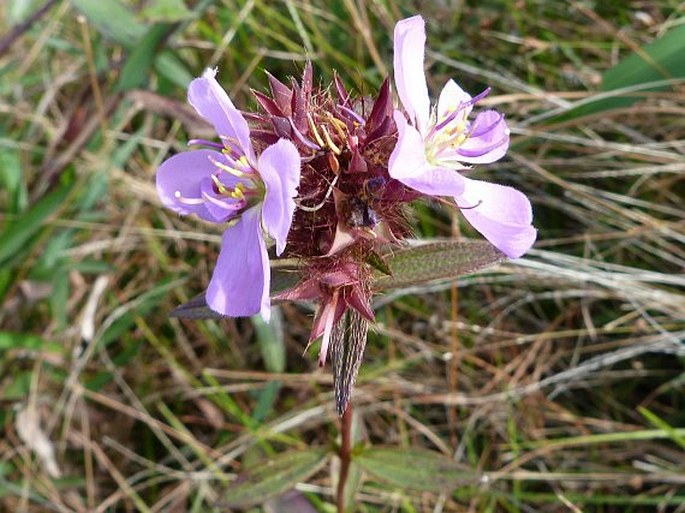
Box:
[321,125,341,155]
[231,182,246,200]
[327,114,348,140]
[209,156,246,178]
[211,174,229,194]
[238,155,250,168]
[307,113,326,148]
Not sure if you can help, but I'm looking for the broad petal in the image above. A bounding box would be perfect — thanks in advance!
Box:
[187,68,256,163]
[206,207,271,321]
[390,113,466,197]
[157,149,226,222]
[457,110,510,164]
[393,15,430,132]
[401,166,468,198]
[258,139,301,255]
[437,79,472,121]
[457,177,536,259]
[389,111,432,179]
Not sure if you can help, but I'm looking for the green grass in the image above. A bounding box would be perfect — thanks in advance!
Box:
[1,0,684,511]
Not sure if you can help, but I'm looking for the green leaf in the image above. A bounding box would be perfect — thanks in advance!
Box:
[70,0,147,47]
[548,23,685,122]
[253,307,286,373]
[373,240,506,291]
[116,24,173,91]
[0,173,74,267]
[170,265,301,320]
[0,149,27,214]
[366,250,392,276]
[355,447,478,492]
[154,51,194,89]
[220,449,329,508]
[138,0,194,23]
[638,406,685,450]
[170,242,503,320]
[0,332,50,352]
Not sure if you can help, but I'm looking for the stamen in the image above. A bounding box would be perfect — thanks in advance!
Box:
[454,198,483,210]
[337,105,365,125]
[434,104,467,133]
[327,114,349,141]
[307,113,326,148]
[432,88,491,135]
[466,87,491,107]
[174,190,205,205]
[231,182,246,200]
[201,189,245,212]
[211,174,229,194]
[295,175,339,212]
[218,135,244,157]
[467,113,504,138]
[208,155,248,178]
[321,125,341,155]
[456,134,508,158]
[187,139,224,150]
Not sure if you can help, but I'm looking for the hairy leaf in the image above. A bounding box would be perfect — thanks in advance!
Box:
[373,240,506,291]
[355,447,478,492]
[220,449,329,508]
[170,265,301,319]
[171,241,504,319]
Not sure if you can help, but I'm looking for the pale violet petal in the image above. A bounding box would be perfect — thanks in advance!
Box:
[156,149,225,222]
[206,206,271,321]
[400,166,467,197]
[389,111,432,179]
[258,139,301,255]
[457,177,536,258]
[436,79,473,122]
[456,110,510,164]
[393,15,430,133]
[187,68,256,163]
[390,111,466,197]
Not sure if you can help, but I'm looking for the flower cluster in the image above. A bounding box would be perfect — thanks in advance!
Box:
[156,15,536,372]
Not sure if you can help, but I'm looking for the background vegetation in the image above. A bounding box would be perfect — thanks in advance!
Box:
[1,0,684,511]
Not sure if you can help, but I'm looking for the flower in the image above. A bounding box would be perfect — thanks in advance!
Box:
[389,15,537,258]
[156,68,300,321]
[274,262,374,367]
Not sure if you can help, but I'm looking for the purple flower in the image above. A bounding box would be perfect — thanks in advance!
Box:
[390,15,536,258]
[156,69,300,321]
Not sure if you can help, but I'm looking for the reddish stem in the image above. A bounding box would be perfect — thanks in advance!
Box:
[336,403,352,513]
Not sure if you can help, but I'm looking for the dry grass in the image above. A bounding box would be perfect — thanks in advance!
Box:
[0,0,683,511]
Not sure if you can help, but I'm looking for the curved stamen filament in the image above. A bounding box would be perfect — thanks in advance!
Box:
[467,113,505,138]
[209,155,249,178]
[455,198,483,210]
[326,113,349,141]
[295,175,339,212]
[337,105,365,125]
[174,190,205,205]
[321,126,341,155]
[187,138,224,150]
[307,113,326,148]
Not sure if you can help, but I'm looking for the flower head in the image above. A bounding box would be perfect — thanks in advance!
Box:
[156,68,300,321]
[390,15,537,258]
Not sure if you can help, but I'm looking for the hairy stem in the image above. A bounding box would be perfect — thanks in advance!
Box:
[336,403,353,513]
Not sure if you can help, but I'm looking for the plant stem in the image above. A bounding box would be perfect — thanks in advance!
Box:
[337,403,353,513]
